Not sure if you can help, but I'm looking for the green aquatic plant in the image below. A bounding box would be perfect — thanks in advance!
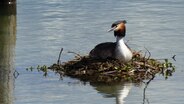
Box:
[161,59,175,79]
[26,65,49,77]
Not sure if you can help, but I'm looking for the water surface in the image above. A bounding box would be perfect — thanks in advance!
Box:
[1,0,184,104]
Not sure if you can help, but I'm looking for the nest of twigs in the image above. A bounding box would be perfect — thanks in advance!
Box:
[49,50,175,83]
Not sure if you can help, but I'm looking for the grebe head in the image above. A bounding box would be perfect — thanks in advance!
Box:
[108,20,127,37]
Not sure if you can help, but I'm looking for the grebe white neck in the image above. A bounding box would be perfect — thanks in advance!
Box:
[115,36,132,62]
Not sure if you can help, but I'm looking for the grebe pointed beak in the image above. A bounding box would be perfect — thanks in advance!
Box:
[108,26,117,32]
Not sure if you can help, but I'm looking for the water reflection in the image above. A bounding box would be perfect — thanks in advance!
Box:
[0,4,16,104]
[90,82,132,104]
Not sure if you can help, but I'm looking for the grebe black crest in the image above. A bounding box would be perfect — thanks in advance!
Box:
[89,20,132,62]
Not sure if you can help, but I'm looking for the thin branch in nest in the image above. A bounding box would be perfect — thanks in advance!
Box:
[68,51,82,59]
[142,47,151,70]
[134,61,157,70]
[144,47,151,60]
[101,70,117,75]
[143,51,147,59]
[57,48,63,65]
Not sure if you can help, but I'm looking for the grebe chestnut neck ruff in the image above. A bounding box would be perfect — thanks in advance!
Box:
[89,20,132,62]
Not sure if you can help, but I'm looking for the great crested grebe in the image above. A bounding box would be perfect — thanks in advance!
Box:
[89,20,132,62]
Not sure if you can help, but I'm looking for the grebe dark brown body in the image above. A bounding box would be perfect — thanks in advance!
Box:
[89,20,132,62]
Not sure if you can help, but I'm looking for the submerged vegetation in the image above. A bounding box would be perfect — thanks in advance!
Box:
[27,48,175,83]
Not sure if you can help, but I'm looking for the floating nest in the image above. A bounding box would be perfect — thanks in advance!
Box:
[48,50,175,83]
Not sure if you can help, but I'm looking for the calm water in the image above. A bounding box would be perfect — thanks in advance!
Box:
[0,0,184,104]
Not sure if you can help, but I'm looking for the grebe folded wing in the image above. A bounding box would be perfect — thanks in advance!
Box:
[89,42,116,59]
